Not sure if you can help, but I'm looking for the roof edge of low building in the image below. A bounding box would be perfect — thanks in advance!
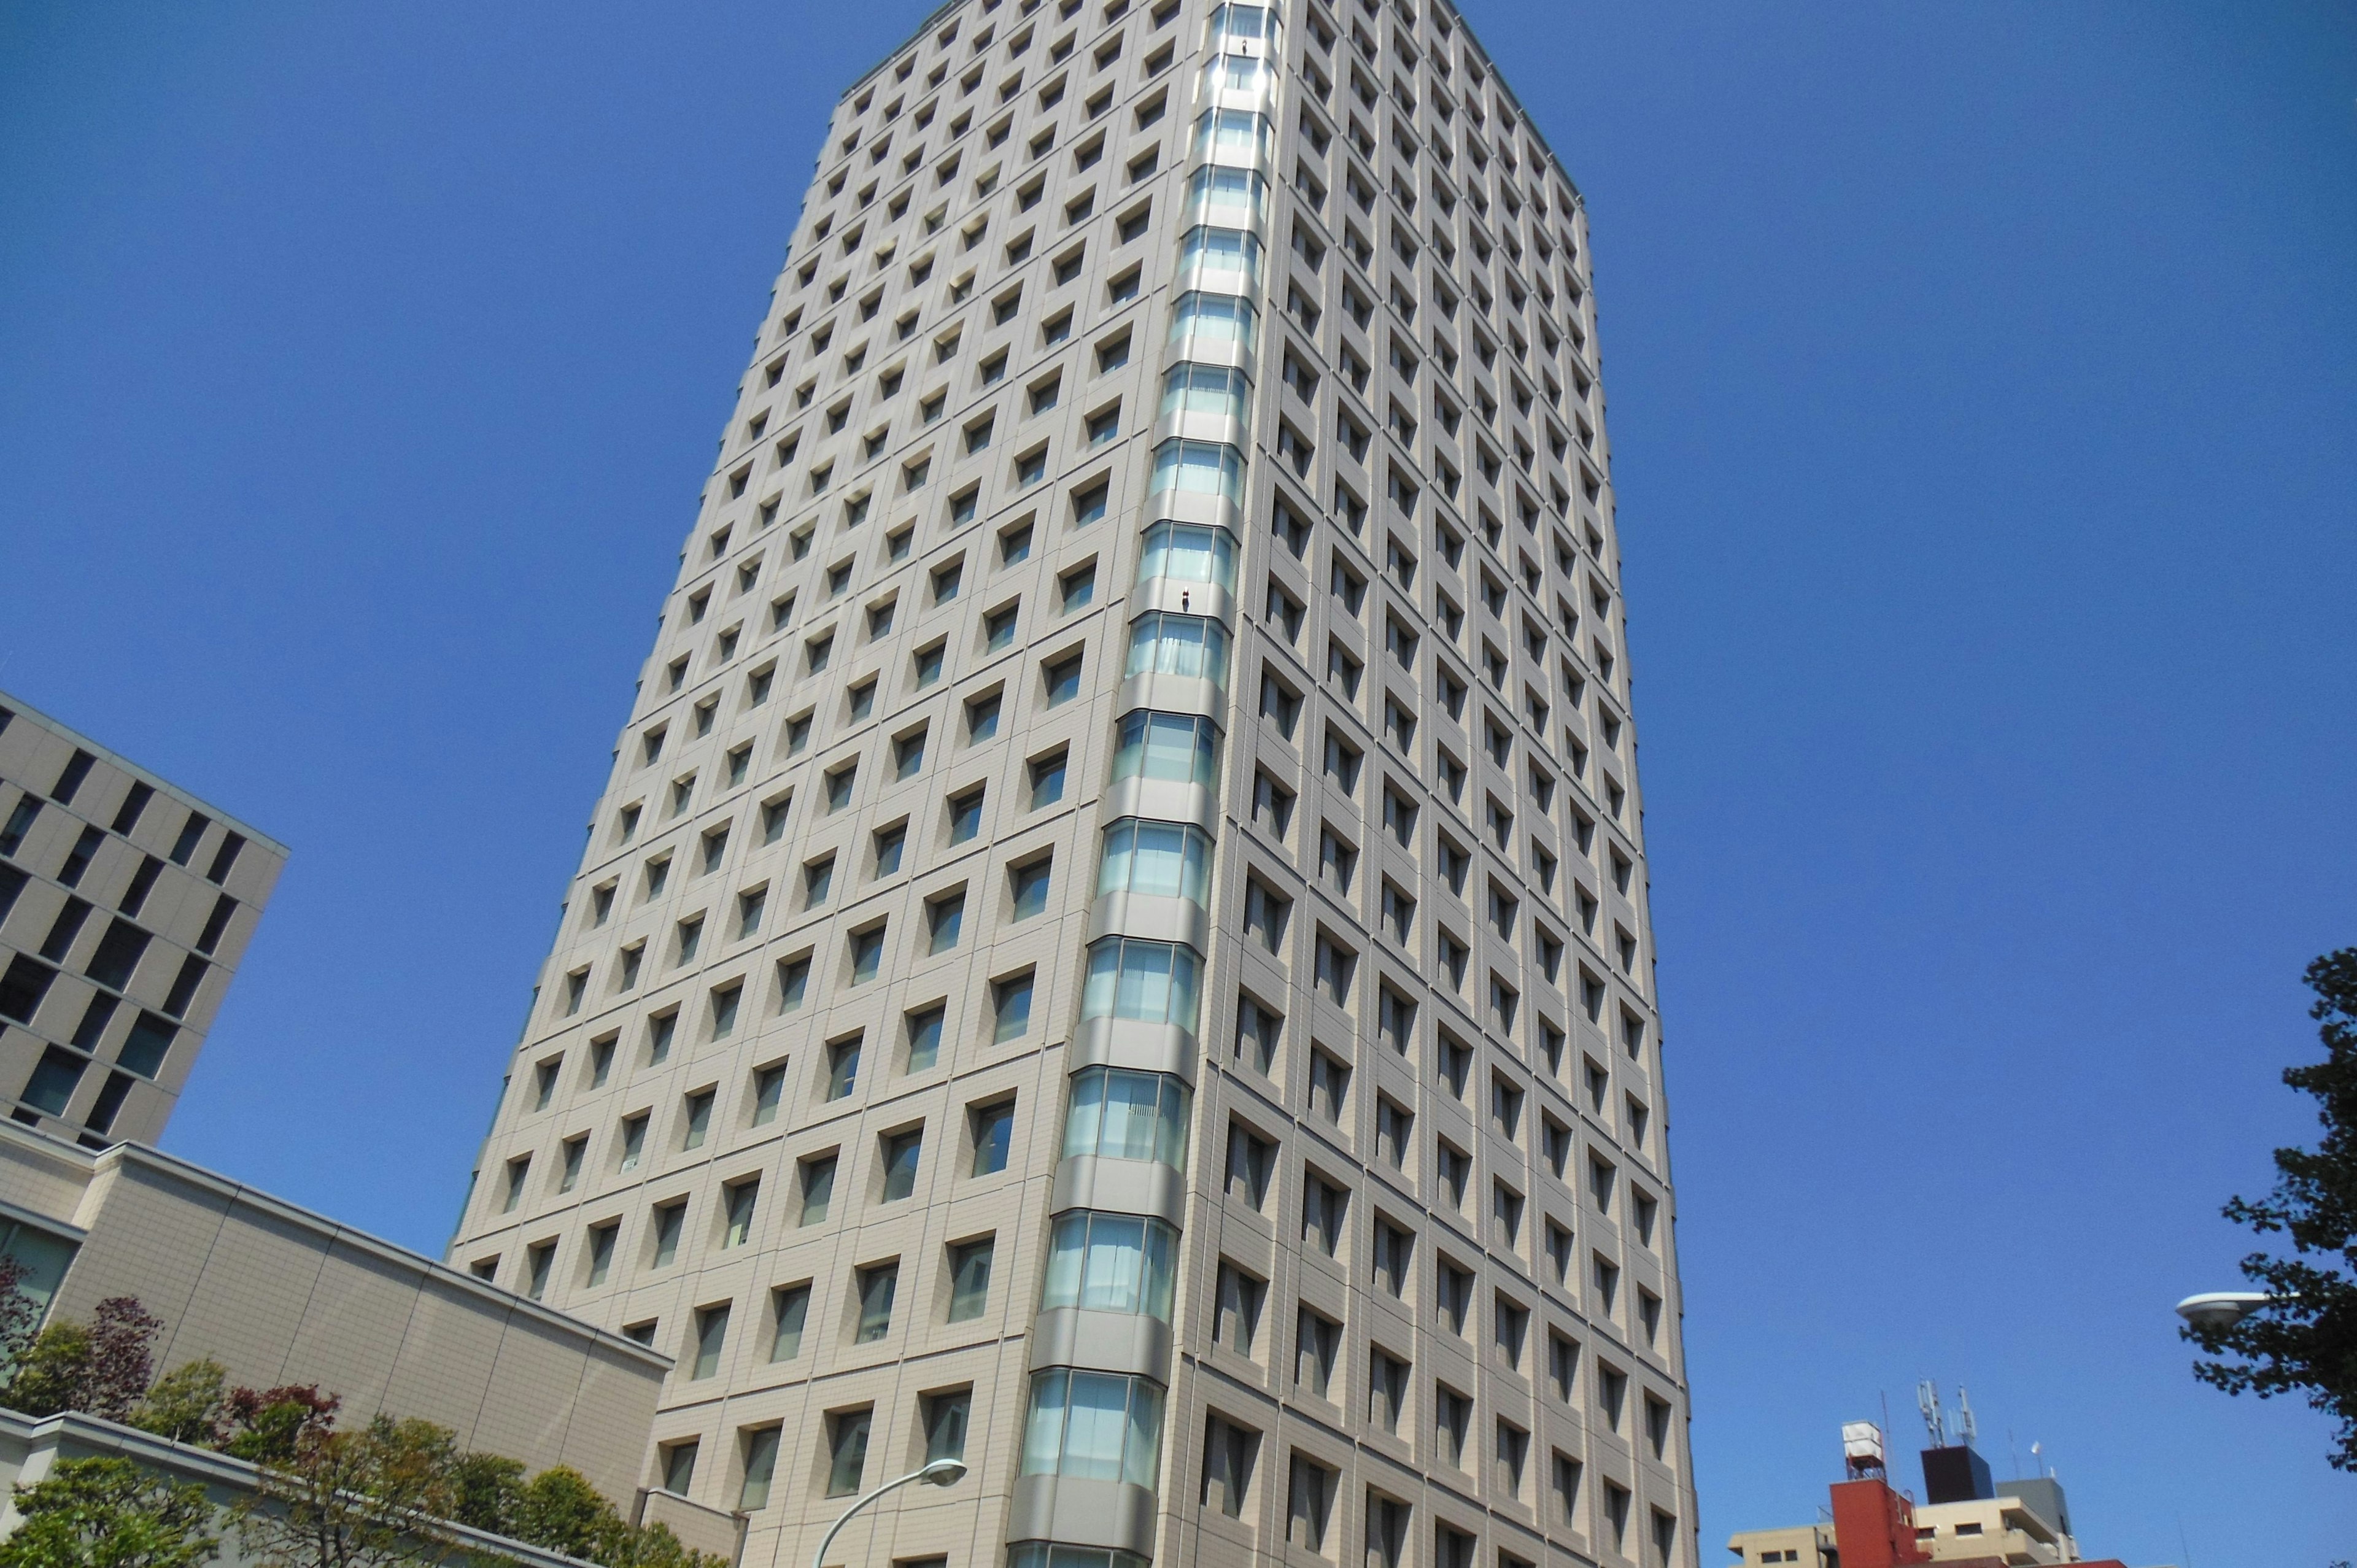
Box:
[0,1121,671,1374]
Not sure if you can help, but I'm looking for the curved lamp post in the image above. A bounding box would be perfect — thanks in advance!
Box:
[809,1457,967,1568]
[2174,1291,2274,1332]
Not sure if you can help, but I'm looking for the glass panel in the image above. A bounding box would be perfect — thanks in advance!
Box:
[739,1427,779,1510]
[1078,940,1204,1030]
[1021,1369,1069,1476]
[1125,612,1233,687]
[1135,522,1239,591]
[1190,113,1272,169]
[1168,291,1258,354]
[1093,819,1210,905]
[1099,1069,1164,1159]
[1108,711,1221,789]
[1144,1220,1177,1319]
[1062,1070,1105,1160]
[1158,364,1252,423]
[1158,1077,1191,1167]
[1079,1215,1147,1310]
[1043,1215,1087,1305]
[1123,1381,1165,1488]
[1147,440,1245,504]
[1186,165,1268,225]
[1060,1068,1191,1170]
[1114,940,1170,1020]
[1082,940,1123,1021]
[1199,53,1272,96]
[1061,1372,1132,1482]
[1209,3,1270,41]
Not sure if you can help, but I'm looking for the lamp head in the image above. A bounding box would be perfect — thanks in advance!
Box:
[919,1459,968,1487]
[2175,1291,2272,1332]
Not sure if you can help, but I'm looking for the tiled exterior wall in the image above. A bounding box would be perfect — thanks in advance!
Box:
[451,2,1693,1566]
[0,690,287,1146]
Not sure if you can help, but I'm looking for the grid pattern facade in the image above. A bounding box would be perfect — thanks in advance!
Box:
[450,2,1693,1566]
[0,692,285,1148]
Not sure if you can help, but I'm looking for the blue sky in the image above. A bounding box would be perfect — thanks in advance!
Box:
[2,1,2352,1561]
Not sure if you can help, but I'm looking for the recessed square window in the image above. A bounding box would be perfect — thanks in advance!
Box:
[927,887,968,952]
[1029,749,1067,808]
[1042,650,1083,706]
[993,970,1035,1041]
[948,789,985,844]
[1008,858,1051,919]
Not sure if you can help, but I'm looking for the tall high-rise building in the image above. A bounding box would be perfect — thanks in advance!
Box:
[0,692,284,1146]
[452,2,1692,1566]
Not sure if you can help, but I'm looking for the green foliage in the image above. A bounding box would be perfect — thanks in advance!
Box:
[234,1414,468,1568]
[446,1453,526,1539]
[220,1386,340,1466]
[4,1323,93,1419]
[0,1255,44,1370]
[0,1283,718,1568]
[1,1299,163,1423]
[506,1468,612,1560]
[2188,946,2357,1470]
[0,1456,220,1568]
[130,1361,230,1448]
[498,1466,726,1568]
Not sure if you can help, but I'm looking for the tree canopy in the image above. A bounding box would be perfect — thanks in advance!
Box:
[2186,946,2357,1470]
[0,1456,219,1568]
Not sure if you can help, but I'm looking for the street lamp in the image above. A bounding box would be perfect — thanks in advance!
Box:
[809,1458,967,1568]
[2174,1291,2274,1332]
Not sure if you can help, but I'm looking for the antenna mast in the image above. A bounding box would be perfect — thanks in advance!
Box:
[1915,1380,1947,1446]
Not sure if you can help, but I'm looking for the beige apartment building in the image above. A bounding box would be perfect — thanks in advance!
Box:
[451,2,1692,1567]
[0,692,285,1148]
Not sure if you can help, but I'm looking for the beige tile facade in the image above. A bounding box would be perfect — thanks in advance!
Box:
[0,689,287,1146]
[452,2,1694,1566]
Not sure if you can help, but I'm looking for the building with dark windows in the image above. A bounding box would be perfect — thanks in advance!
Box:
[0,692,285,1147]
[451,2,1693,1566]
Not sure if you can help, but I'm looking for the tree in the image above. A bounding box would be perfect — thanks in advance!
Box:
[131,1361,231,1448]
[221,1385,340,1466]
[0,1254,44,1369]
[2186,946,2357,1470]
[0,1455,220,1568]
[3,1297,163,1422]
[233,1415,466,1568]
[500,1467,725,1568]
[446,1453,525,1540]
[505,1467,616,1561]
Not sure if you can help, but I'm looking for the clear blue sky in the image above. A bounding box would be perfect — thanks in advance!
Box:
[3,1,2352,1560]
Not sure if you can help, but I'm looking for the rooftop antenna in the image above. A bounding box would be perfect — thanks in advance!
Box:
[2030,1440,2046,1478]
[1916,1380,1948,1447]
[1955,1386,1978,1446]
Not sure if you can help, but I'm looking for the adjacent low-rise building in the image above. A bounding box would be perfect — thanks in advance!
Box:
[1725,1424,2153,1568]
[0,1121,669,1502]
[0,691,287,1145]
